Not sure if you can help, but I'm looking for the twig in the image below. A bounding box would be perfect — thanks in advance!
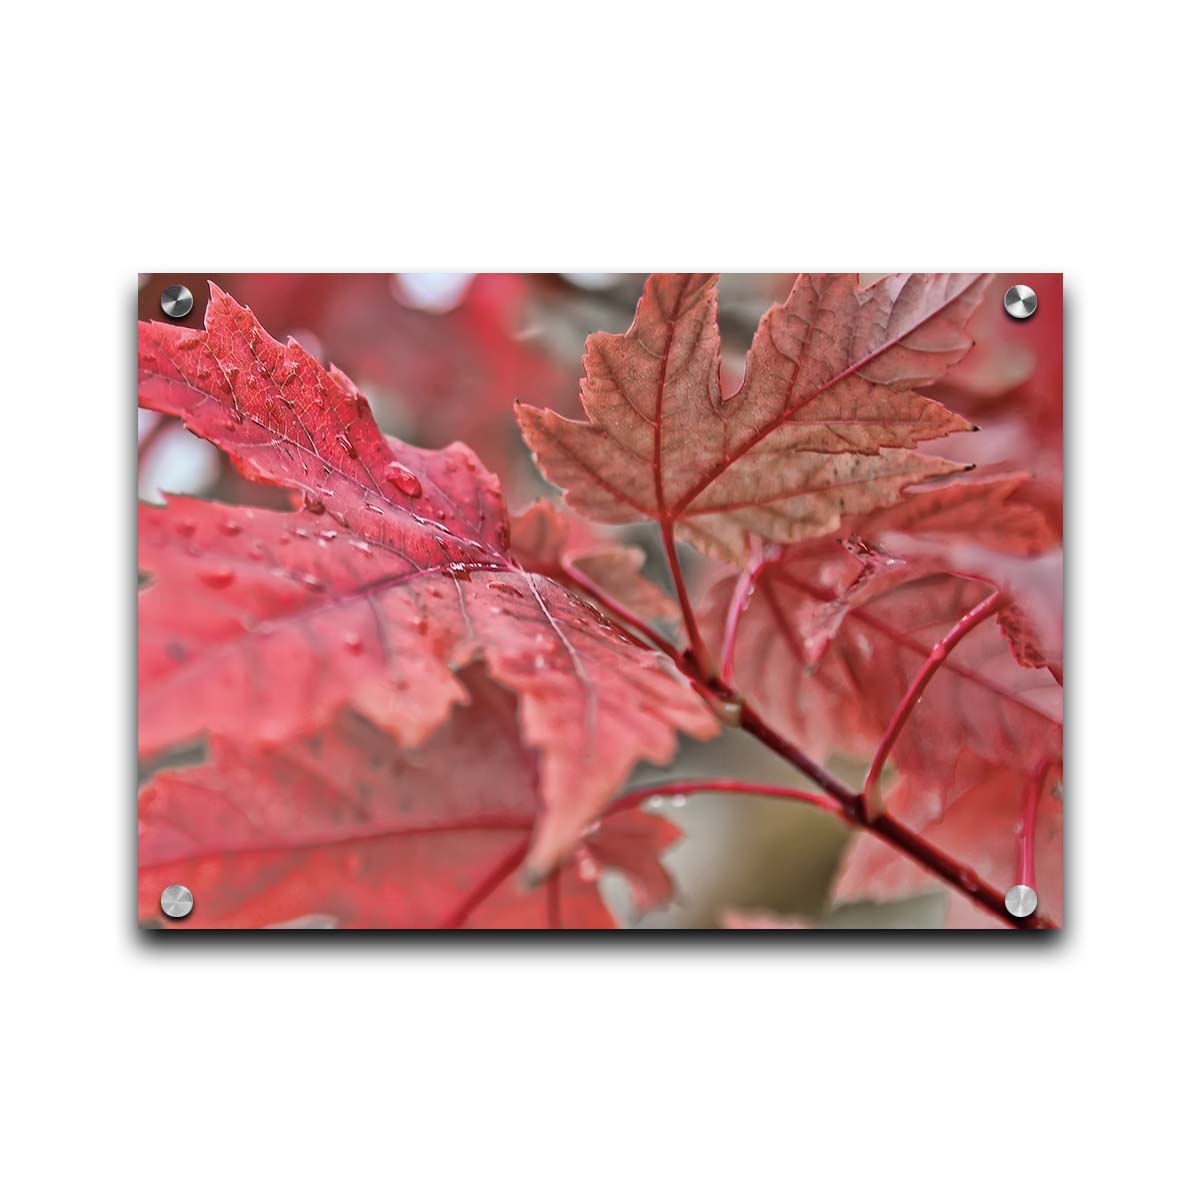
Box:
[584,523,1054,929]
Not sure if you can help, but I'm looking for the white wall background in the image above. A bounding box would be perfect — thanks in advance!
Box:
[3,3,1196,1197]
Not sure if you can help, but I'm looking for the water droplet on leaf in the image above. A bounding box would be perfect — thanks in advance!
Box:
[198,565,235,590]
[384,462,423,497]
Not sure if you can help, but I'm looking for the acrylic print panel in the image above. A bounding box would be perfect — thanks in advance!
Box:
[136,273,1063,931]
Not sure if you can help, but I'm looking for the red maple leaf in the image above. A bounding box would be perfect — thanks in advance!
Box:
[702,537,1062,810]
[139,273,570,486]
[139,667,679,929]
[698,464,1062,926]
[138,285,716,877]
[516,273,989,563]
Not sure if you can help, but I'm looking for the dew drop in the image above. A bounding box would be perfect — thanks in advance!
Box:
[344,632,364,655]
[577,851,599,884]
[176,519,197,537]
[670,796,687,809]
[198,565,235,589]
[350,540,373,557]
[220,517,242,536]
[318,529,338,541]
[487,581,522,599]
[446,562,473,580]
[409,615,428,634]
[299,574,324,593]
[383,461,423,498]
[302,495,326,515]
[335,433,358,459]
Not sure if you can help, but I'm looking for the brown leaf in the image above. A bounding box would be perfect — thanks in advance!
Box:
[517,273,987,561]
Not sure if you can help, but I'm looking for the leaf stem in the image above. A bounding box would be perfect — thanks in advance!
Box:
[861,590,1008,818]
[659,518,712,677]
[607,777,843,818]
[718,543,770,685]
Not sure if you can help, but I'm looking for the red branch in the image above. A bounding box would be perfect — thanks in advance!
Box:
[566,526,1055,929]
[861,590,1008,817]
[617,543,1055,928]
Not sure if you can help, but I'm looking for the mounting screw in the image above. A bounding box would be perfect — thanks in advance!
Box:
[1003,283,1037,320]
[160,884,194,920]
[160,284,194,319]
[1004,884,1038,919]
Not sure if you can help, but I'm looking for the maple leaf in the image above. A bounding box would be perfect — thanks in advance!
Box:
[834,752,1063,928]
[509,499,679,624]
[849,475,1064,679]
[699,468,1062,926]
[517,273,989,562]
[702,548,1062,808]
[140,272,571,486]
[139,667,680,929]
[138,286,716,875]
